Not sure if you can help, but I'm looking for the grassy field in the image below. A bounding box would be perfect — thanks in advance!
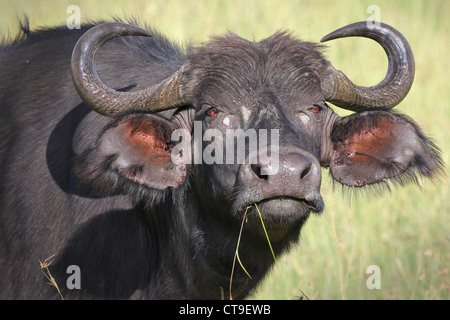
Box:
[1,0,448,299]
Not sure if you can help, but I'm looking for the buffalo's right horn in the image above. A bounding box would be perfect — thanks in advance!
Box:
[71,22,192,116]
[320,21,415,111]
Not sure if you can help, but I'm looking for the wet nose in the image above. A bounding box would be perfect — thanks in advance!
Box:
[246,151,321,199]
[251,153,312,181]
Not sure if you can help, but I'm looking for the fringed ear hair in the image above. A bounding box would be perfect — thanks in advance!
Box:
[327,110,444,191]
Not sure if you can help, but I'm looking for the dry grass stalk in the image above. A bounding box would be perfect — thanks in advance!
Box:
[39,254,64,300]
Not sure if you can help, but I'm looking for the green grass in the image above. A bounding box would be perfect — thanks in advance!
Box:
[1,0,448,300]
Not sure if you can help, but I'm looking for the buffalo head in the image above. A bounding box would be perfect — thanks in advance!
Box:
[71,21,443,241]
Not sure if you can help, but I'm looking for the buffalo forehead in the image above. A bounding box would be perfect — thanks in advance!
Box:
[189,32,327,110]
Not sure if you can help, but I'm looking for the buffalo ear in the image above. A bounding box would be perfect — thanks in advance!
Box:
[81,113,187,191]
[328,110,443,187]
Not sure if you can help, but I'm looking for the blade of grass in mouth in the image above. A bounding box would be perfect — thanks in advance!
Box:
[229,206,251,299]
[254,203,276,262]
[229,204,277,299]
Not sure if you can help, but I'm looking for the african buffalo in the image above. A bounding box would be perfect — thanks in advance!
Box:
[0,19,443,299]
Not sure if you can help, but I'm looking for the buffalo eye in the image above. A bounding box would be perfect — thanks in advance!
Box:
[311,105,322,113]
[206,107,217,117]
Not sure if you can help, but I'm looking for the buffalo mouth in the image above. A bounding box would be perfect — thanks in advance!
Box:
[255,196,324,215]
[235,195,324,240]
[238,195,324,229]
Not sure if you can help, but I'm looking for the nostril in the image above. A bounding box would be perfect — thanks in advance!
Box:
[300,164,312,180]
[251,163,268,181]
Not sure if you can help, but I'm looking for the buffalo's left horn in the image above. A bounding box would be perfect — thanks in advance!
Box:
[71,22,192,116]
[320,21,415,111]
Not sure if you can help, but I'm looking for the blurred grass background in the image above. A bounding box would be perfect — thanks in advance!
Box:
[0,0,448,299]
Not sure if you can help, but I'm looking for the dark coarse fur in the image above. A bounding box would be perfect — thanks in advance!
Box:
[0,19,323,299]
[0,20,193,299]
[0,18,443,300]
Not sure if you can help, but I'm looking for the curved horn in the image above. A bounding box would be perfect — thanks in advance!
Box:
[320,21,415,111]
[71,22,191,116]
